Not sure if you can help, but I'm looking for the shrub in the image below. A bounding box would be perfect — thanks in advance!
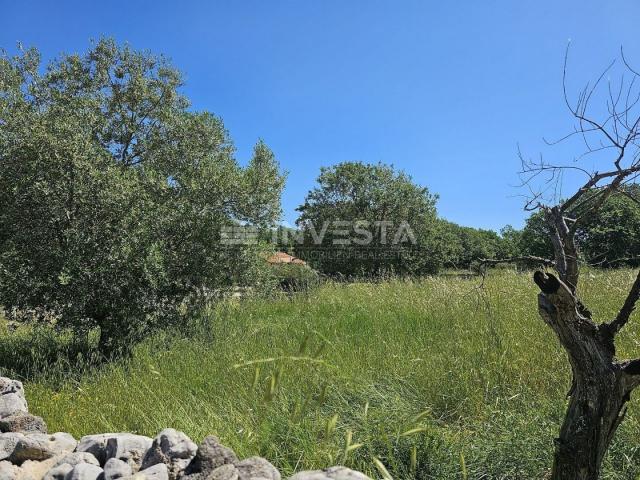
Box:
[271,263,320,292]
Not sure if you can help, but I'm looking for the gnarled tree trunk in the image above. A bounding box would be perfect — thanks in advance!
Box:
[536,273,639,479]
[534,208,640,480]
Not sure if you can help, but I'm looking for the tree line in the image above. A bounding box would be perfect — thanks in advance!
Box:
[291,163,640,276]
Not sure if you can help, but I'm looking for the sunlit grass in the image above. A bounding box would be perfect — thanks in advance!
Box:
[3,270,640,479]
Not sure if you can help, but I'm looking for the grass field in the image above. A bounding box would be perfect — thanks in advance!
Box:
[2,270,640,479]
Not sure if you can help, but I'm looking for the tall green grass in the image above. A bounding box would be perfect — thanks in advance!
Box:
[2,270,640,479]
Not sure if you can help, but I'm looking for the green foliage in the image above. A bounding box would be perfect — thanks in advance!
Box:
[578,186,640,267]
[0,39,285,354]
[258,226,303,254]
[517,187,640,267]
[519,211,555,259]
[270,262,320,292]
[296,162,445,276]
[8,271,640,479]
[497,225,523,258]
[438,221,504,269]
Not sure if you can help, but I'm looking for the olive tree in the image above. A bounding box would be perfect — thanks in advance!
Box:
[0,39,285,354]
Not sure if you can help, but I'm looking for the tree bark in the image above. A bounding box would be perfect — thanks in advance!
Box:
[535,273,638,479]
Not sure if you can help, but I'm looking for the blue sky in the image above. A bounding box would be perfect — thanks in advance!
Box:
[2,1,639,230]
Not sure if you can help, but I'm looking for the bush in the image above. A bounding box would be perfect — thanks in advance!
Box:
[271,263,320,292]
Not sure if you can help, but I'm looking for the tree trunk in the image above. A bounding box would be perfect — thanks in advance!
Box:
[551,369,628,479]
[536,277,638,480]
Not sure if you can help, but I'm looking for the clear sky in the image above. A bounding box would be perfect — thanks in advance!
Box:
[2,1,639,230]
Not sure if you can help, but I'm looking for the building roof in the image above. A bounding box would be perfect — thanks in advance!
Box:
[267,251,307,265]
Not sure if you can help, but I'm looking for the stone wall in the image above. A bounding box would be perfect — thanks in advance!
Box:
[0,378,370,480]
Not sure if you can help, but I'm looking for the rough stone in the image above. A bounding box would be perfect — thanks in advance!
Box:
[0,432,76,464]
[0,434,21,462]
[207,464,239,480]
[0,380,24,397]
[8,433,76,464]
[0,414,47,434]
[0,381,25,403]
[53,453,100,468]
[235,457,280,480]
[0,380,27,420]
[0,461,17,480]
[103,458,132,480]
[78,434,151,469]
[17,457,59,480]
[184,436,237,476]
[287,467,372,480]
[76,434,114,465]
[135,463,168,480]
[0,397,26,424]
[65,463,104,480]
[43,464,74,480]
[141,429,196,479]
[105,434,153,472]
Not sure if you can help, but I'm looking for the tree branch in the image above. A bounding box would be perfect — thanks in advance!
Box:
[607,270,640,335]
[478,256,556,268]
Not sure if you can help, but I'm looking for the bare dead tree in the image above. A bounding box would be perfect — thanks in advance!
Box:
[515,46,640,479]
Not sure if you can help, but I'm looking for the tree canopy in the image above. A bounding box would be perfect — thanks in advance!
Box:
[518,186,640,267]
[296,162,445,276]
[0,39,285,353]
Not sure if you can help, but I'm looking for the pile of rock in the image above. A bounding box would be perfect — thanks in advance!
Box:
[0,378,370,480]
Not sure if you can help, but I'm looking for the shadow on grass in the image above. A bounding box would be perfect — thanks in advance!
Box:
[0,311,218,385]
[0,324,111,384]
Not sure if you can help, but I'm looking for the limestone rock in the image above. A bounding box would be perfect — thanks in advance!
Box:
[141,429,196,479]
[76,434,114,465]
[288,467,371,480]
[0,380,26,405]
[103,458,132,480]
[17,457,59,480]
[43,464,74,480]
[0,461,17,480]
[135,463,168,480]
[46,433,78,456]
[184,436,237,476]
[235,457,280,480]
[65,463,103,480]
[207,464,239,480]
[0,432,76,465]
[105,434,152,472]
[78,433,151,469]
[0,434,21,462]
[0,380,24,396]
[1,432,76,464]
[53,453,100,468]
[0,379,27,420]
[0,414,47,434]
[0,397,27,423]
